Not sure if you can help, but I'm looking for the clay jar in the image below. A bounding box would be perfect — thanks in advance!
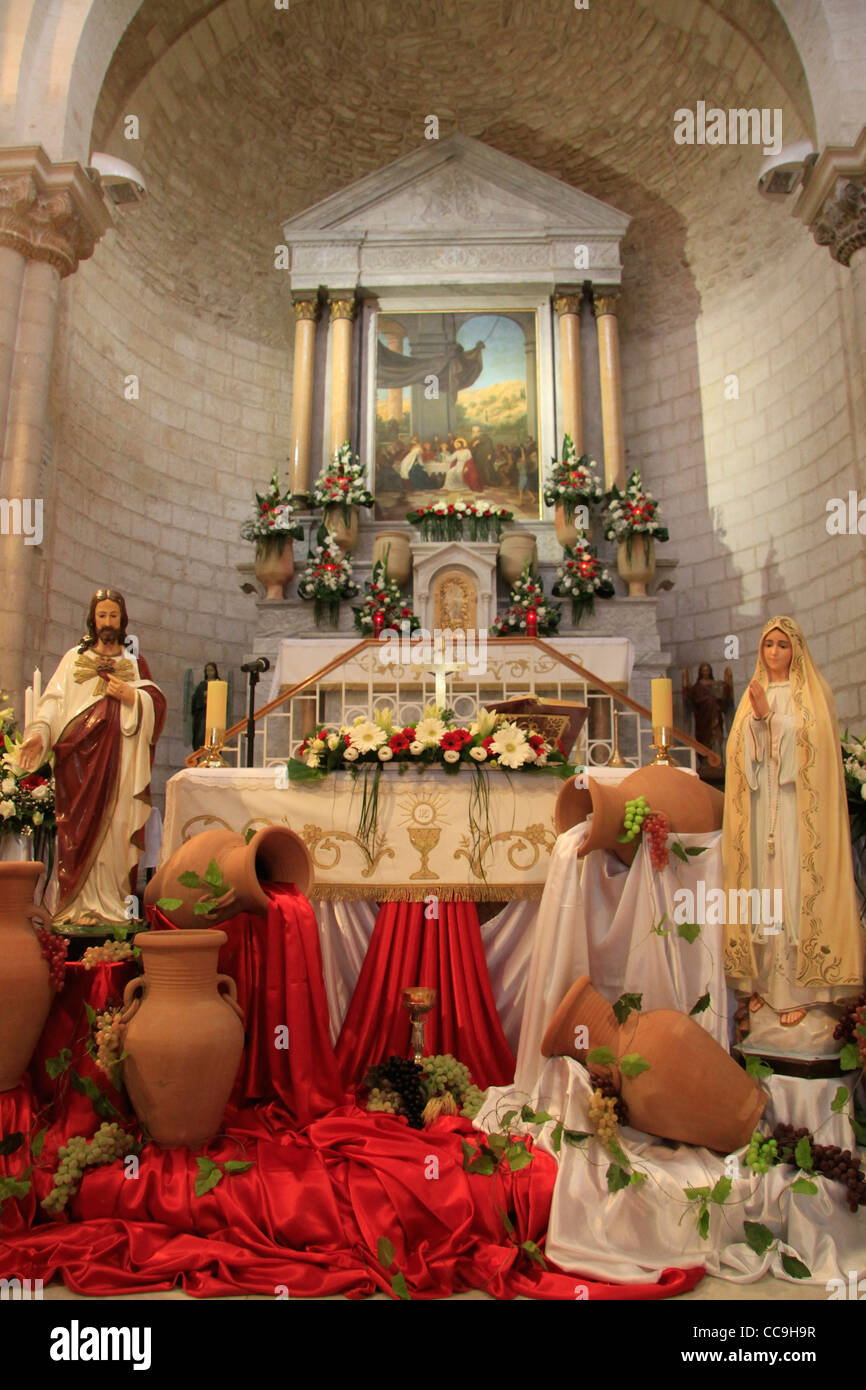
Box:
[144,824,313,930]
[0,862,52,1091]
[121,929,244,1148]
[554,763,724,866]
[542,975,766,1153]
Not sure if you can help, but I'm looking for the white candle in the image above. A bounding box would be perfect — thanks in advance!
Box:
[33,668,41,705]
[205,680,228,732]
[25,688,33,727]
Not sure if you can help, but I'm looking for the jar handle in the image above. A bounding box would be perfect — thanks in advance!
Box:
[27,904,52,932]
[120,975,147,1025]
[216,974,244,1023]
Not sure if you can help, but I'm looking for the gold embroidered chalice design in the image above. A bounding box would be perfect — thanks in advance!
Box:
[398,790,448,881]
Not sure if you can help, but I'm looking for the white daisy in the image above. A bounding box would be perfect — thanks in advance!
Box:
[348,721,387,752]
[413,717,447,747]
[490,723,530,769]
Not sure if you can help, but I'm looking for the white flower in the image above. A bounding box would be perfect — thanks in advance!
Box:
[305,753,321,769]
[534,753,548,766]
[378,746,393,761]
[414,717,447,747]
[862,782,866,801]
[469,745,488,761]
[32,810,44,825]
[0,799,15,818]
[490,723,531,769]
[443,749,460,763]
[409,740,424,756]
[348,721,387,752]
[310,739,325,753]
[343,745,360,762]
[469,708,498,739]
[327,734,340,751]
[32,783,50,800]
[1,777,15,794]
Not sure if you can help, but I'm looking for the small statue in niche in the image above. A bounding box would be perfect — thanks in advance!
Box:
[681,662,734,781]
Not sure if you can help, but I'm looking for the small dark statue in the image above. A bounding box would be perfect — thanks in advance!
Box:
[681,662,734,781]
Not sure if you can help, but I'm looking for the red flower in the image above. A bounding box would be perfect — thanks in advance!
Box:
[20,774,47,790]
[482,736,494,751]
[440,729,471,751]
[400,608,412,618]
[528,733,546,753]
[389,729,414,752]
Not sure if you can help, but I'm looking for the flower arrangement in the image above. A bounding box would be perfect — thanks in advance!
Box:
[602,469,669,563]
[352,558,420,636]
[310,442,374,525]
[490,563,561,637]
[296,530,359,627]
[240,467,304,546]
[543,434,604,522]
[0,695,56,841]
[406,501,513,543]
[552,537,616,625]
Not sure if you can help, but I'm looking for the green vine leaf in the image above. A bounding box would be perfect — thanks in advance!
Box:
[684,1185,711,1202]
[519,1105,552,1124]
[697,1208,710,1241]
[563,1130,591,1147]
[612,992,643,1025]
[830,1085,849,1113]
[504,1144,533,1172]
[607,1136,630,1169]
[689,993,711,1016]
[377,1236,395,1269]
[839,1042,860,1072]
[499,1109,518,1129]
[550,1121,563,1155]
[223,1160,253,1175]
[204,860,224,890]
[780,1252,811,1280]
[244,828,257,844]
[629,1171,647,1187]
[0,1176,31,1203]
[710,1176,732,1205]
[520,1238,547,1269]
[743,1220,774,1257]
[789,1177,818,1195]
[745,1055,774,1080]
[177,871,204,888]
[676,921,701,944]
[30,1127,47,1160]
[606,1163,630,1193]
[391,1270,410,1300]
[84,1002,98,1028]
[586,1046,616,1067]
[619,1053,650,1078]
[650,914,669,936]
[193,1156,223,1198]
[156,897,183,911]
[69,1071,120,1121]
[497,1205,516,1239]
[45,1048,72,1079]
[487,1132,508,1159]
[670,841,689,863]
[794,1136,813,1173]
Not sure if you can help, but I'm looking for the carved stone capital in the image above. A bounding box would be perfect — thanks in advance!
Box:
[812,177,866,266]
[328,297,356,321]
[592,291,620,317]
[292,297,319,323]
[0,147,112,277]
[553,292,583,317]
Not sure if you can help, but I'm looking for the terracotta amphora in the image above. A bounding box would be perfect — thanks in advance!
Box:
[121,929,244,1148]
[144,824,313,929]
[0,862,53,1091]
[554,763,723,865]
[542,975,766,1153]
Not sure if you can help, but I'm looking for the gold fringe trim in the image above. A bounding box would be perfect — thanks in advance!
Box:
[309,883,545,902]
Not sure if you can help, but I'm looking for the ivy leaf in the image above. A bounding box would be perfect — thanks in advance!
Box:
[0,1176,31,1202]
[499,1109,518,1130]
[697,1208,710,1241]
[619,1053,650,1078]
[377,1236,395,1269]
[794,1136,813,1172]
[460,1139,477,1170]
[177,871,205,888]
[850,1114,866,1147]
[519,1105,552,1124]
[671,841,689,864]
[743,1220,774,1257]
[391,1270,410,1301]
[497,1205,516,1238]
[607,1137,630,1169]
[606,1163,630,1193]
[677,921,701,944]
[710,1176,732,1205]
[45,1048,72,1079]
[685,846,707,857]
[563,1130,591,1147]
[651,915,669,936]
[550,1121,563,1155]
[745,1055,774,1080]
[780,1252,811,1280]
[84,1002,98,1028]
[504,1144,533,1172]
[629,1171,647,1187]
[612,992,643,1025]
[30,1127,47,1160]
[193,901,220,916]
[156,897,183,911]
[586,1046,616,1067]
[690,993,711,1016]
[789,1178,817,1195]
[244,828,256,844]
[69,1071,120,1121]
[0,1133,24,1159]
[521,1238,547,1269]
[684,1186,711,1201]
[223,1160,253,1174]
[193,1157,223,1198]
[839,1042,860,1072]
[468,1152,497,1176]
[831,1085,849,1113]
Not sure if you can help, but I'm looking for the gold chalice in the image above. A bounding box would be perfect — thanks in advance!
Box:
[402,986,437,1063]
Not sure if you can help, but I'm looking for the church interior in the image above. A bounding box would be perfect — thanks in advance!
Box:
[0,0,865,1329]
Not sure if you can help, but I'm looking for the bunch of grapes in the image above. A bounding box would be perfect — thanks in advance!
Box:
[744,1130,779,1174]
[620,796,650,844]
[366,1083,403,1116]
[588,1070,629,1126]
[94,1008,124,1079]
[587,1088,620,1150]
[420,1054,487,1119]
[363,1056,427,1128]
[772,1124,866,1214]
[643,811,671,870]
[41,1123,137,1216]
[37,928,68,992]
[461,1085,486,1120]
[364,1052,487,1126]
[81,941,137,969]
[833,993,866,1066]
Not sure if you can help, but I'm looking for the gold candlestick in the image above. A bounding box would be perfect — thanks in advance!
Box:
[651,725,673,765]
[402,986,436,1063]
[607,708,627,767]
[200,726,227,768]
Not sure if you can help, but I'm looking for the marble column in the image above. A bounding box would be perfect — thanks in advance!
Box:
[289,296,319,496]
[0,148,111,712]
[554,291,583,453]
[593,291,626,490]
[328,295,356,457]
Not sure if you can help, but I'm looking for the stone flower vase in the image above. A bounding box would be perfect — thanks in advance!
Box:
[554,763,724,866]
[372,529,412,585]
[617,536,655,596]
[324,504,358,555]
[0,862,53,1091]
[498,530,538,584]
[542,975,766,1153]
[144,825,313,930]
[554,503,580,550]
[121,930,244,1148]
[254,536,294,600]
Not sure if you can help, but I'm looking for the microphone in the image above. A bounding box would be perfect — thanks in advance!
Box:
[240,657,270,674]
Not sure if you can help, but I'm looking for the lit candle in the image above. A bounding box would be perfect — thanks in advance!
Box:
[651,677,673,728]
[205,679,228,733]
[25,687,33,727]
[525,609,538,637]
[373,610,385,635]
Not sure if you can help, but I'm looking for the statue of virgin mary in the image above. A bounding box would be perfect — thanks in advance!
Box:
[722,616,864,1053]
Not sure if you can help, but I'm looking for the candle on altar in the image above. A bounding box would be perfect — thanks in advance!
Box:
[205,679,228,732]
[525,609,538,637]
[25,687,33,727]
[33,668,41,704]
[651,677,673,728]
[373,610,385,635]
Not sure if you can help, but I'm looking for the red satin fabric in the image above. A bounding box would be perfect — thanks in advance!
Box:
[336,899,516,1089]
[0,888,704,1300]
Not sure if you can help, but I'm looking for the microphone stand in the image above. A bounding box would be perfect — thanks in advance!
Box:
[245,668,261,768]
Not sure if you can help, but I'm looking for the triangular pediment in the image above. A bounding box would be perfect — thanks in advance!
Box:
[281,134,629,240]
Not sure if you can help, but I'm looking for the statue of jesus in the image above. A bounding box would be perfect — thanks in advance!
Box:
[18,589,166,927]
